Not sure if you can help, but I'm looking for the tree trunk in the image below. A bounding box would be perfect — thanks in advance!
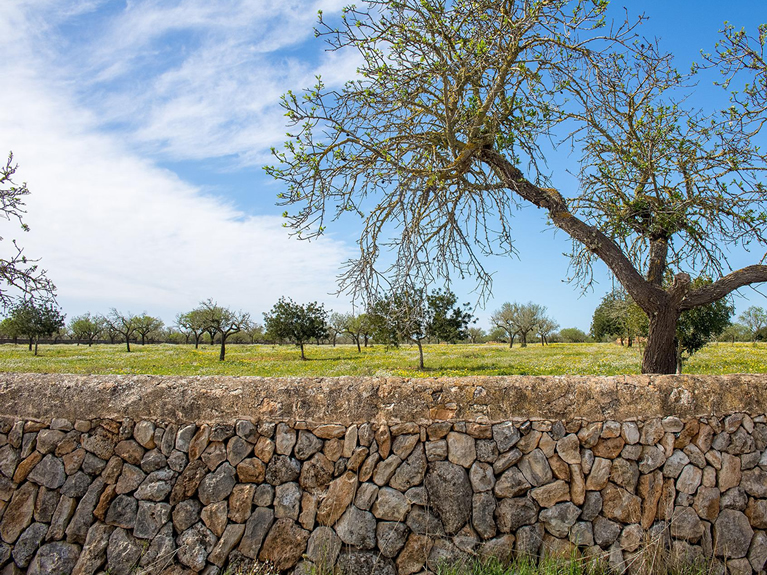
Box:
[354,336,361,353]
[219,336,227,361]
[125,336,131,352]
[300,343,306,360]
[641,307,680,374]
[194,334,200,349]
[416,339,424,369]
[34,338,39,356]
[364,335,368,347]
[141,334,146,345]
[520,333,527,347]
[28,337,33,351]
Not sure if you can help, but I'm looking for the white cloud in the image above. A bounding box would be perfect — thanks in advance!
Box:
[0,1,354,322]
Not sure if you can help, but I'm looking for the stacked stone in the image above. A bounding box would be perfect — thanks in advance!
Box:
[0,413,765,575]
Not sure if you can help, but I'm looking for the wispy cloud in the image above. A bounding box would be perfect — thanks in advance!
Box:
[7,0,356,165]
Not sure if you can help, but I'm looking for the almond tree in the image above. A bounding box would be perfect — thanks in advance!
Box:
[69,313,106,346]
[106,309,138,352]
[134,314,164,345]
[263,297,328,360]
[268,0,767,373]
[198,299,250,361]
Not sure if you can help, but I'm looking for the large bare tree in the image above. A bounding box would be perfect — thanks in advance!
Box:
[267,0,767,373]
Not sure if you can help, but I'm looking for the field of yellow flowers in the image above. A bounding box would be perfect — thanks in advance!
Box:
[0,341,765,377]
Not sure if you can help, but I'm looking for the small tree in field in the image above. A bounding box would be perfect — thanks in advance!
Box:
[176,309,208,349]
[367,287,429,369]
[559,327,590,343]
[718,323,750,344]
[466,326,485,344]
[69,313,106,346]
[490,303,518,348]
[739,306,767,343]
[199,299,250,361]
[134,314,164,345]
[106,309,138,352]
[263,298,328,360]
[333,311,370,352]
[8,301,65,355]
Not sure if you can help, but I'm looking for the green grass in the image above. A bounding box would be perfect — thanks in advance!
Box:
[0,341,765,377]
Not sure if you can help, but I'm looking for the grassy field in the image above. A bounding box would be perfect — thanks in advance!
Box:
[0,341,765,377]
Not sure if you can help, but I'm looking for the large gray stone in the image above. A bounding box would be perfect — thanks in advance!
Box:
[198,463,236,505]
[494,466,531,498]
[105,495,137,529]
[138,521,175,571]
[742,468,767,498]
[377,521,409,558]
[177,522,217,571]
[27,454,66,489]
[265,455,300,485]
[493,422,520,452]
[106,527,143,575]
[12,522,48,567]
[134,501,170,540]
[424,461,472,535]
[274,481,301,520]
[172,499,201,534]
[540,502,581,538]
[714,509,753,559]
[593,516,621,548]
[389,444,427,492]
[238,507,274,559]
[372,487,410,522]
[406,506,444,536]
[208,523,245,567]
[447,432,476,468]
[134,468,174,501]
[71,522,113,575]
[670,506,704,542]
[336,505,377,549]
[306,525,342,569]
[27,542,81,575]
[519,449,553,487]
[66,478,105,544]
[469,461,495,493]
[495,496,538,533]
[294,431,323,461]
[472,492,497,540]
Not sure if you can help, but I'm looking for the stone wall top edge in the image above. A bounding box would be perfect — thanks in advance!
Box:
[0,372,766,425]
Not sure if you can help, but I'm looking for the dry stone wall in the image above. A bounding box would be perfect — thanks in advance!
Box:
[0,374,765,575]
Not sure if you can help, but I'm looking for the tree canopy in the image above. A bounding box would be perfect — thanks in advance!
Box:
[268,0,767,373]
[263,297,328,360]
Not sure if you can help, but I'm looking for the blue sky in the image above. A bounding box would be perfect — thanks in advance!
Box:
[1,0,766,333]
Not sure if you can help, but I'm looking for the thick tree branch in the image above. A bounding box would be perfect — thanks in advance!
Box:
[479,148,666,311]
[681,265,767,310]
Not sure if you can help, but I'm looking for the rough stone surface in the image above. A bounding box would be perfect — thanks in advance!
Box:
[424,461,472,535]
[714,509,754,559]
[258,518,310,571]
